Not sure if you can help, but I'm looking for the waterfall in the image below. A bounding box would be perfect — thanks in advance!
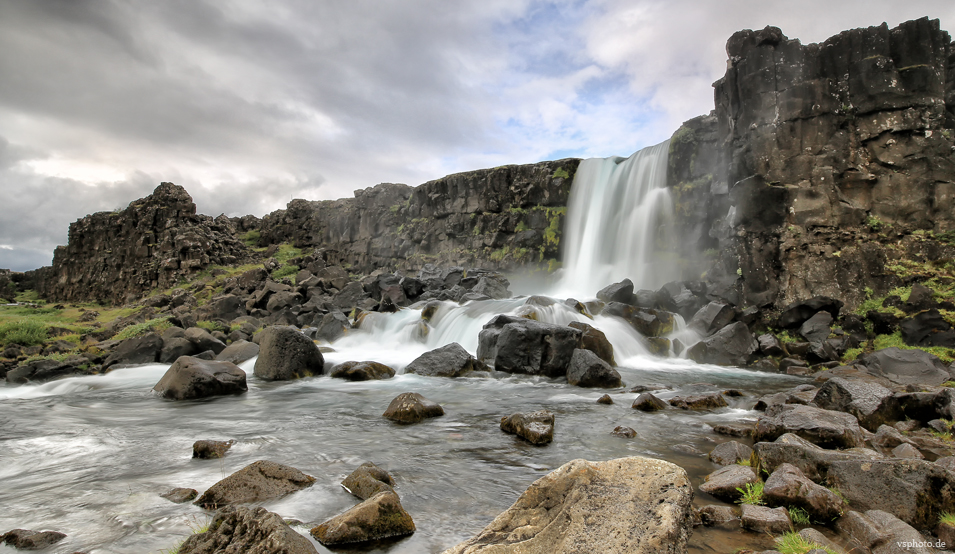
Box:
[557,140,677,295]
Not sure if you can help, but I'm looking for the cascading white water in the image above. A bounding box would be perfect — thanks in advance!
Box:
[557,140,677,295]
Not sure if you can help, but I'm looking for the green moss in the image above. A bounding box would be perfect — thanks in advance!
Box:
[197,320,228,334]
[871,331,955,363]
[490,246,510,262]
[867,215,884,232]
[112,317,172,341]
[515,221,529,232]
[552,168,570,180]
[239,229,261,247]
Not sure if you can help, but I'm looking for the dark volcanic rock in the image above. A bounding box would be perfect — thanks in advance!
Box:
[685,322,757,367]
[688,302,735,336]
[862,347,954,386]
[566,348,622,388]
[754,433,884,482]
[341,462,396,500]
[184,327,227,355]
[179,506,318,554]
[153,357,247,400]
[382,392,444,424]
[404,342,485,377]
[901,309,955,347]
[611,426,637,438]
[811,376,900,431]
[194,460,315,509]
[568,321,616,366]
[193,440,234,459]
[699,464,758,502]
[1,529,67,550]
[633,392,668,412]
[214,339,259,364]
[104,332,164,369]
[500,410,555,445]
[596,279,634,304]
[253,326,324,381]
[668,393,728,410]
[836,510,934,554]
[754,404,865,448]
[762,463,847,520]
[779,298,844,329]
[708,441,753,466]
[329,361,395,381]
[477,316,580,377]
[311,490,415,545]
[161,487,198,503]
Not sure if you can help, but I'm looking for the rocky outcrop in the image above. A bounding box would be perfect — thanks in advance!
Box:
[35,183,251,304]
[442,457,693,554]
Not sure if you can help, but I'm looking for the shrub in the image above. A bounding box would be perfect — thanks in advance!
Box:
[940,512,955,526]
[0,319,48,347]
[788,506,811,525]
[112,317,172,341]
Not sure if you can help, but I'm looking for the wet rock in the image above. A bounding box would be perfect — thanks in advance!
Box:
[253,326,324,381]
[314,312,350,343]
[740,505,790,534]
[699,464,758,502]
[153,357,248,400]
[778,297,843,329]
[686,322,757,367]
[329,361,395,381]
[5,358,86,384]
[826,458,955,529]
[194,460,315,509]
[403,342,485,377]
[596,394,613,404]
[184,327,227,356]
[103,332,163,369]
[758,334,785,357]
[382,392,444,424]
[596,279,634,304]
[836,510,936,554]
[603,303,676,337]
[311,490,415,545]
[477,316,580,377]
[901,309,955,348]
[754,433,884,482]
[214,340,259,364]
[632,392,668,412]
[566,349,622,388]
[688,302,735,336]
[442,456,693,554]
[471,275,510,300]
[193,440,234,459]
[341,462,396,500]
[668,393,728,410]
[500,410,555,445]
[861,347,954,386]
[710,422,754,437]
[754,405,866,449]
[160,336,198,364]
[763,463,847,520]
[698,505,739,528]
[611,426,637,438]
[568,321,616,366]
[179,505,318,554]
[708,441,753,466]
[811,377,901,431]
[799,311,833,345]
[891,443,924,459]
[161,487,198,503]
[0,529,67,550]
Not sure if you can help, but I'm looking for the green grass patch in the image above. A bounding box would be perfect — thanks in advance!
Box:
[941,511,955,526]
[273,244,303,264]
[271,264,299,281]
[872,331,955,363]
[735,481,765,506]
[774,532,838,554]
[788,506,811,526]
[112,317,172,341]
[552,168,570,180]
[0,319,48,347]
[239,229,261,247]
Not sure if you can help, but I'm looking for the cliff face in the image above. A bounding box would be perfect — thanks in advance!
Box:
[35,183,251,305]
[670,17,955,310]
[252,159,579,274]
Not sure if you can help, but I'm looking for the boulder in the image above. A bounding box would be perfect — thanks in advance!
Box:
[0,529,67,550]
[160,336,198,363]
[5,358,85,384]
[900,309,955,348]
[708,441,753,466]
[568,321,616,365]
[836,510,937,554]
[184,327,227,355]
[811,377,901,431]
[861,347,954,386]
[471,275,510,299]
[193,440,234,459]
[566,349,622,388]
[762,463,847,520]
[314,312,350,343]
[688,302,735,336]
[153,357,248,400]
[253,326,324,381]
[103,332,163,368]
[477,316,580,377]
[891,443,924,459]
[603,303,676,337]
[179,506,318,554]
[799,311,833,345]
[699,464,758,502]
[668,393,728,410]
[341,462,396,500]
[596,279,634,304]
[611,426,637,438]
[329,361,395,381]
[698,505,739,528]
[403,343,485,377]
[740,504,790,534]
[597,394,614,405]
[382,392,444,424]
[778,297,843,328]
[194,460,315,509]
[754,433,884,482]
[198,294,246,323]
[686,322,757,367]
[754,405,866,448]
[500,410,555,445]
[214,340,259,364]
[161,487,198,503]
[757,333,785,356]
[441,457,693,554]
[632,392,668,411]
[310,490,415,545]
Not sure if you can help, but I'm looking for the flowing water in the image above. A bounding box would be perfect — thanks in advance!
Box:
[0,143,806,553]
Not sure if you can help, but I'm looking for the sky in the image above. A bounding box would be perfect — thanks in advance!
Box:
[1,1,953,271]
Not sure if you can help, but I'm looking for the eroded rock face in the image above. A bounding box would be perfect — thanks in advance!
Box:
[179,506,317,554]
[153,357,247,400]
[194,460,315,509]
[310,491,415,546]
[441,457,693,554]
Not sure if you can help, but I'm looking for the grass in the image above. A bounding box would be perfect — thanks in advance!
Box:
[788,506,811,525]
[736,458,752,467]
[112,317,172,341]
[239,229,261,247]
[271,264,299,281]
[774,532,838,554]
[735,481,765,506]
[872,331,955,363]
[940,512,955,526]
[0,319,48,347]
[158,517,211,554]
[196,320,229,334]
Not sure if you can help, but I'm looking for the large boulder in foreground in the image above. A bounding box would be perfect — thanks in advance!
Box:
[754,404,866,449]
[253,326,324,381]
[153,357,247,400]
[310,490,415,545]
[179,506,317,554]
[194,460,315,509]
[403,343,486,377]
[441,457,692,554]
[836,510,937,554]
[861,347,954,386]
[686,322,757,367]
[476,316,580,377]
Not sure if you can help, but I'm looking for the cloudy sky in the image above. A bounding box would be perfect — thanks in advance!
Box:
[1,1,952,271]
